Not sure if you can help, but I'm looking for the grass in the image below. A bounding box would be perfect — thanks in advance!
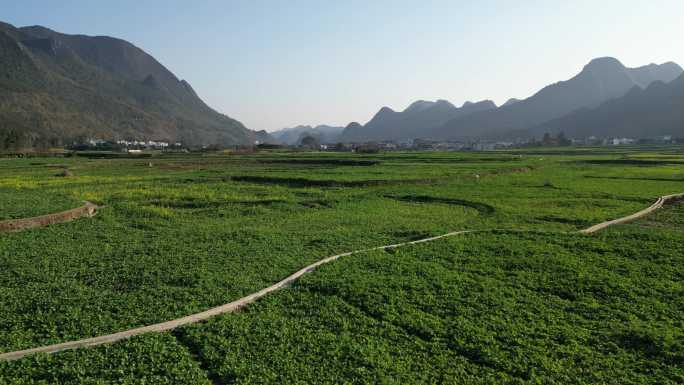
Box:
[168,202,684,384]
[0,147,683,383]
[0,334,213,385]
[0,188,80,221]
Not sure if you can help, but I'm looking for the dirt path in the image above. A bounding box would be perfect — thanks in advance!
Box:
[0,202,99,233]
[0,193,682,361]
[580,193,684,234]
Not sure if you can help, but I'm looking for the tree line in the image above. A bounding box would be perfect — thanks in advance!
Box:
[0,129,64,151]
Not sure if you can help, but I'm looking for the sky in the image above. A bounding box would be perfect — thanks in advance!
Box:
[3,0,684,131]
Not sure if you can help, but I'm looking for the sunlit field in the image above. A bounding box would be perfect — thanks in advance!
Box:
[1,147,683,384]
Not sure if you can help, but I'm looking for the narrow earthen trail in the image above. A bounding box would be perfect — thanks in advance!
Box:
[0,193,682,361]
[580,193,683,234]
[0,202,99,233]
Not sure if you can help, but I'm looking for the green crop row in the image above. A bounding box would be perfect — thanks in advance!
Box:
[0,148,682,383]
[0,334,212,384]
[176,204,684,384]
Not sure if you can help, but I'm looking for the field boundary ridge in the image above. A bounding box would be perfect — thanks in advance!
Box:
[0,193,682,361]
[0,202,99,233]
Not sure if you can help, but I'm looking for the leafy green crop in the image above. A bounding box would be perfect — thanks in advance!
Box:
[0,334,212,384]
[0,147,682,383]
[179,205,684,384]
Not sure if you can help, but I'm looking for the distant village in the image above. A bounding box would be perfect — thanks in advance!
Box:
[64,133,681,154]
[267,132,681,153]
[66,138,186,153]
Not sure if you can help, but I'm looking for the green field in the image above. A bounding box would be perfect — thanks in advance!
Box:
[0,147,683,384]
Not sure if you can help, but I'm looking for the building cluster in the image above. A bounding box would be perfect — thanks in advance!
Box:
[569,135,678,146]
[116,139,180,149]
[292,133,682,152]
[296,139,517,153]
[67,138,185,152]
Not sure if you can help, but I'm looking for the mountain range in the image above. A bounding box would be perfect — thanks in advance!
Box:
[2,21,682,148]
[341,99,496,142]
[270,125,344,145]
[341,57,683,142]
[533,73,684,139]
[0,21,258,148]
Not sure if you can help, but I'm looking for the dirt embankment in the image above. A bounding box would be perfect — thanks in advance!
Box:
[579,193,684,234]
[0,193,681,361]
[0,202,99,233]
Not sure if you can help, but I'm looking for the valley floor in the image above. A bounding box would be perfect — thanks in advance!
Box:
[0,147,682,384]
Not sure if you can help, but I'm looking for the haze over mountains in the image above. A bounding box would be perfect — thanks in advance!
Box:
[341,99,496,142]
[271,125,344,145]
[341,57,683,143]
[1,20,683,148]
[433,57,682,141]
[534,72,684,139]
[0,21,258,147]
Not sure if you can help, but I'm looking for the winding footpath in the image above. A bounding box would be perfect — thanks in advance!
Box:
[0,202,99,233]
[0,193,682,361]
[580,193,683,234]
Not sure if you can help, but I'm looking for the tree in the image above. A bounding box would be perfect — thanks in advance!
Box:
[0,129,27,151]
[300,135,320,150]
[556,131,571,146]
[356,142,380,154]
[333,142,348,152]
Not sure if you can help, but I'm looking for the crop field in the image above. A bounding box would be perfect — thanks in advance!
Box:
[0,147,683,384]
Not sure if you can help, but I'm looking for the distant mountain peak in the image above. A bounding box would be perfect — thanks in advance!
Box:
[18,25,57,36]
[662,61,683,70]
[371,106,396,120]
[434,56,681,142]
[583,57,626,72]
[503,98,521,107]
[623,85,643,98]
[179,79,198,98]
[403,99,460,113]
[341,97,497,142]
[345,122,363,130]
[270,123,345,145]
[20,36,62,56]
[0,20,254,146]
[672,72,684,85]
[463,100,497,110]
[534,69,684,139]
[585,56,624,67]
[644,79,667,91]
[404,100,435,112]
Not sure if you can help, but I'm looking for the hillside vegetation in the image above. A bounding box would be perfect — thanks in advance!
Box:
[0,21,255,149]
[339,58,683,142]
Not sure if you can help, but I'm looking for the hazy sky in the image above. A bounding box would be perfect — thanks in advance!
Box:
[4,0,683,131]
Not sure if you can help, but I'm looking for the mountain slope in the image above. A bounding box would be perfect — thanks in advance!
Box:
[0,21,256,148]
[434,57,683,141]
[532,74,684,139]
[271,125,344,145]
[341,99,497,142]
[502,98,521,107]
